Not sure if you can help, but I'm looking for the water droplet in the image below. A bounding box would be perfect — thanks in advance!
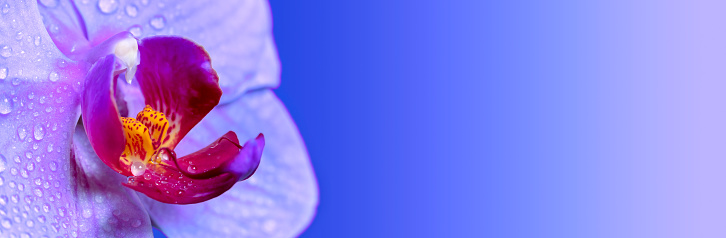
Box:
[48,71,59,82]
[27,93,34,100]
[20,232,30,238]
[1,4,9,14]
[130,161,146,176]
[39,0,59,8]
[26,163,33,171]
[37,215,46,223]
[34,36,41,46]
[0,67,7,80]
[97,0,119,14]
[11,77,20,86]
[1,218,10,228]
[131,219,141,227]
[141,0,149,6]
[49,161,57,171]
[25,220,33,227]
[0,45,12,58]
[0,94,12,114]
[33,188,42,197]
[33,124,44,140]
[0,155,6,173]
[47,144,53,152]
[149,15,166,30]
[128,25,142,37]
[82,208,92,218]
[17,127,26,140]
[125,4,138,17]
[15,31,23,41]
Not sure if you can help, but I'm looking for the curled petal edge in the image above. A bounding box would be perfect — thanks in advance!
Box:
[80,54,129,176]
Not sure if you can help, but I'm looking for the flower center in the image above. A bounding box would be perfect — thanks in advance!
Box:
[120,105,171,176]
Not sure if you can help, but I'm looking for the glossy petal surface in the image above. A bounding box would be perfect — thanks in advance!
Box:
[73,0,281,103]
[143,90,318,238]
[80,54,127,175]
[136,36,222,149]
[174,131,263,180]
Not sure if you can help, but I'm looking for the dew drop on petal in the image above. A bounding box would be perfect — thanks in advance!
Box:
[0,94,12,114]
[33,124,44,140]
[131,219,141,227]
[1,218,10,228]
[130,161,146,176]
[34,36,41,46]
[49,161,57,171]
[149,15,166,30]
[33,188,42,197]
[48,71,59,82]
[0,45,11,58]
[125,4,138,17]
[17,127,26,140]
[128,25,142,37]
[97,0,119,14]
[1,4,8,14]
[0,67,7,80]
[0,154,6,173]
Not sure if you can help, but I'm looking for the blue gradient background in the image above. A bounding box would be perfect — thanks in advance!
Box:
[165,1,726,237]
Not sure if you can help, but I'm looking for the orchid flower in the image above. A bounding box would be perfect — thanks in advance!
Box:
[0,0,318,237]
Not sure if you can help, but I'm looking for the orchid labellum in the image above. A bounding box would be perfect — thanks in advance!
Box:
[0,0,318,237]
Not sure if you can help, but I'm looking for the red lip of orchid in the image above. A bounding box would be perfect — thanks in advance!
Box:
[81,35,264,204]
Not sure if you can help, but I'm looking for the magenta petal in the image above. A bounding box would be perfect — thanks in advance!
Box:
[80,55,128,175]
[122,164,238,205]
[136,36,222,149]
[173,132,264,180]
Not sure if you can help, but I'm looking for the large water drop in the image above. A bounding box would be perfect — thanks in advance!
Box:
[0,45,11,58]
[17,127,26,140]
[48,71,59,82]
[131,161,146,176]
[0,154,6,173]
[0,94,12,114]
[150,15,166,30]
[128,25,142,37]
[33,124,44,140]
[97,0,119,14]
[125,4,138,17]
[0,67,6,80]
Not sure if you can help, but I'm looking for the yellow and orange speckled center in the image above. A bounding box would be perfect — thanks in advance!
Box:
[120,105,171,171]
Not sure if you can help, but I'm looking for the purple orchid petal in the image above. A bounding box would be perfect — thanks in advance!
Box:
[144,90,318,237]
[80,54,128,175]
[173,131,264,181]
[36,0,90,58]
[72,127,153,237]
[136,36,222,150]
[71,0,280,103]
[0,2,153,236]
